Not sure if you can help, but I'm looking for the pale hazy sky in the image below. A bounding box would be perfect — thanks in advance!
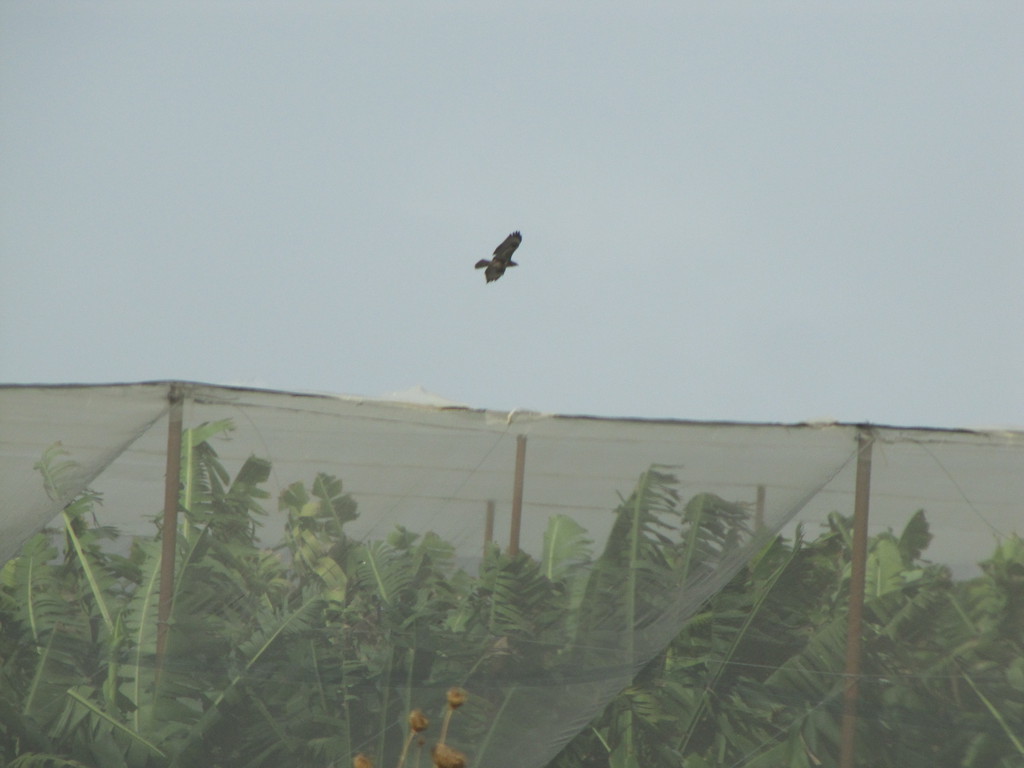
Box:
[2,2,1022,427]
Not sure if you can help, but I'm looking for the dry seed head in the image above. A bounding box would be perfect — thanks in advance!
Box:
[432,743,467,768]
[446,687,468,709]
[409,709,429,733]
[353,754,373,768]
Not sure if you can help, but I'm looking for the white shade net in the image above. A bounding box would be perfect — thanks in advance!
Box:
[1,382,1021,768]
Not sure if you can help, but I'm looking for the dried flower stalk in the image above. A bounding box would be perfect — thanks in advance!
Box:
[439,687,468,745]
[352,689,469,768]
[431,743,467,768]
[398,710,430,768]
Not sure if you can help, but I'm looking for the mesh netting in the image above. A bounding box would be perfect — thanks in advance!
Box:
[1,382,1022,768]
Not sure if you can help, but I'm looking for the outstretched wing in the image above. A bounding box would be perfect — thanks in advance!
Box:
[492,231,522,264]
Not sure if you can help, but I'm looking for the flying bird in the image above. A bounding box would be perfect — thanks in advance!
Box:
[475,231,522,283]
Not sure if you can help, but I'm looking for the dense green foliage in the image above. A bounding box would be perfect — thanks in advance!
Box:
[1,425,1021,768]
[551,513,1024,768]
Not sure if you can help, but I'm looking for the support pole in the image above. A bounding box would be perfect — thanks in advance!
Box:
[156,384,185,674]
[755,485,766,532]
[839,429,873,768]
[484,500,495,556]
[508,435,526,556]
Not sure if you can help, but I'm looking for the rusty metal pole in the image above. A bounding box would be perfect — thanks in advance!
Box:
[839,429,873,768]
[508,435,526,555]
[155,384,185,674]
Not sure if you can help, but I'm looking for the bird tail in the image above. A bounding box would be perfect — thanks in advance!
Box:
[474,260,491,269]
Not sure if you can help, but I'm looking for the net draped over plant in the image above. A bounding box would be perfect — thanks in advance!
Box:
[0,382,1022,768]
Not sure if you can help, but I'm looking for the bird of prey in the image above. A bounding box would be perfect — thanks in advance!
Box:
[475,231,522,283]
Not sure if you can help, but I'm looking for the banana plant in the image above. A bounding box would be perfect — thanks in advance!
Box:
[3,441,1022,768]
